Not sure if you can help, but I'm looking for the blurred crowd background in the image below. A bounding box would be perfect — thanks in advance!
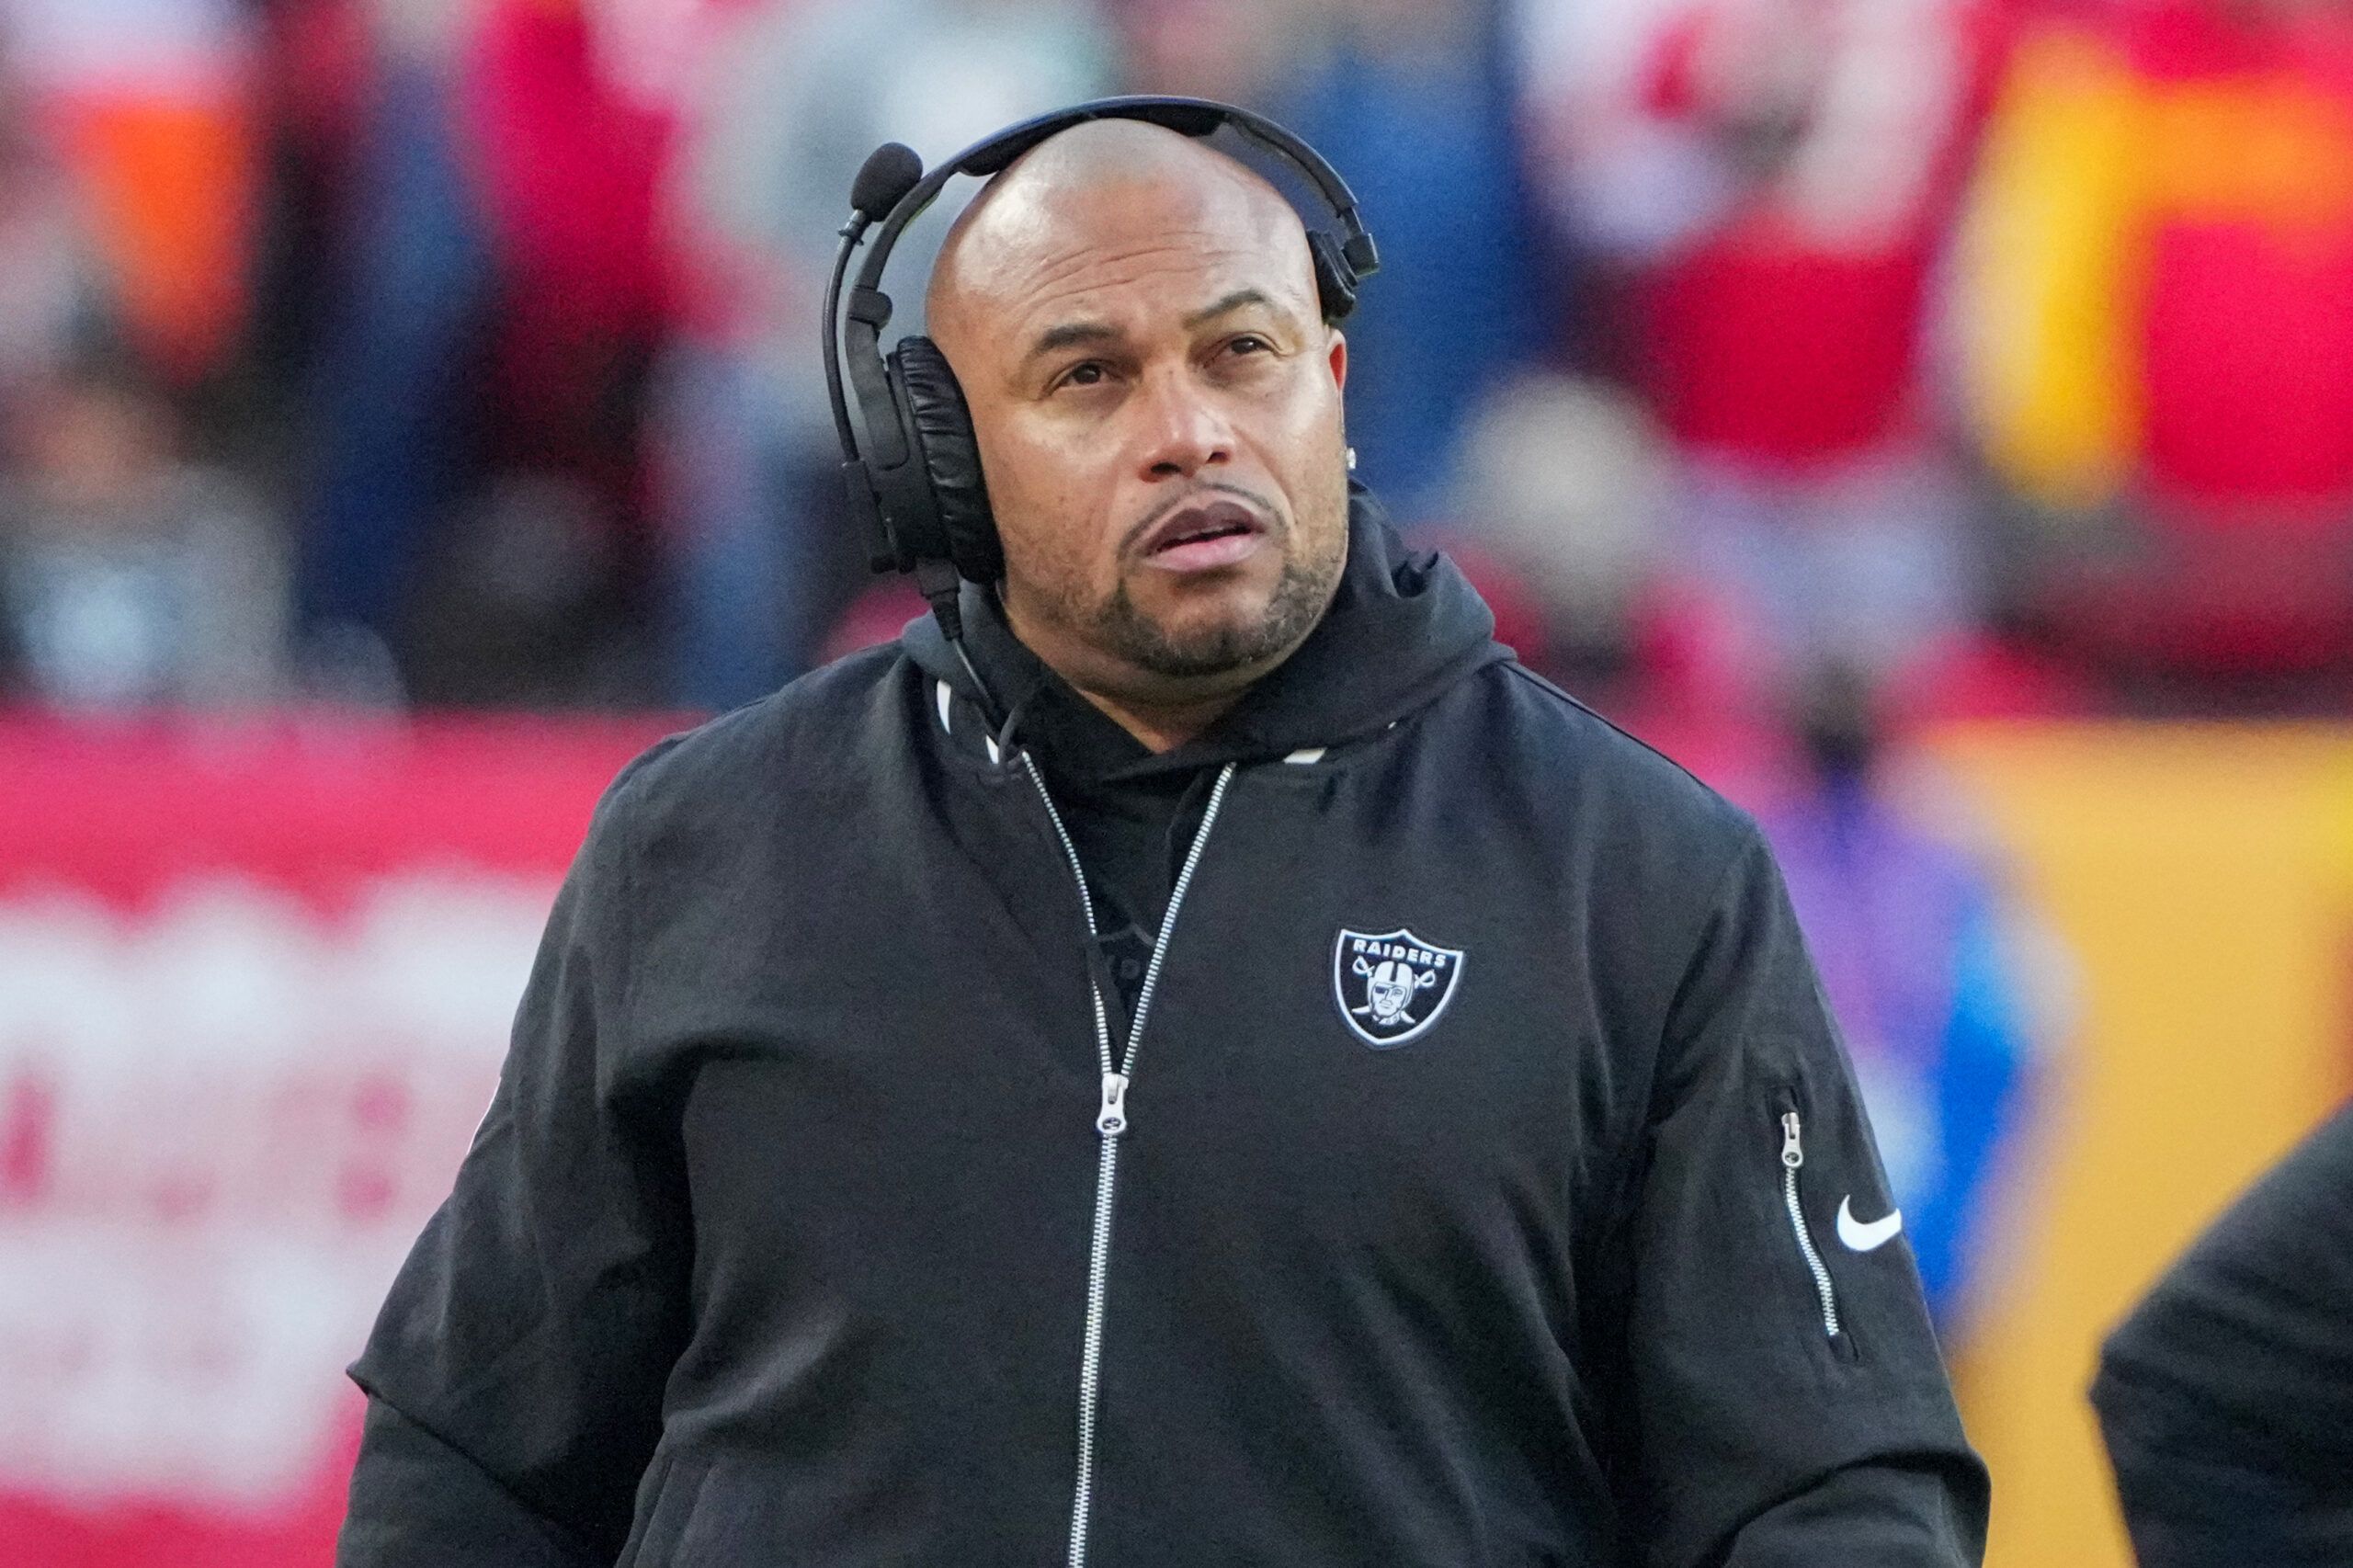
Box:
[6,0,2353,727]
[3,3,2353,1566]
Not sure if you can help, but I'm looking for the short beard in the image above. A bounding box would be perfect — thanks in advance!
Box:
[1092,547,1337,679]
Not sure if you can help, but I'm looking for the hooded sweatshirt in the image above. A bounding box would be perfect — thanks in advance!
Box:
[341,489,1987,1567]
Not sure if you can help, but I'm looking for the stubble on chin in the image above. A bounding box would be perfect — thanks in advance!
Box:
[1095,547,1337,680]
[1006,476,1350,687]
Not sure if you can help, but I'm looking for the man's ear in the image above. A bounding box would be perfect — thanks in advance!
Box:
[1326,329,1348,392]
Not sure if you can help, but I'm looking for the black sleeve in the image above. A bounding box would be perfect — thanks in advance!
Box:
[337,1402,608,1567]
[1623,826,1990,1566]
[2091,1101,2353,1568]
[339,745,692,1567]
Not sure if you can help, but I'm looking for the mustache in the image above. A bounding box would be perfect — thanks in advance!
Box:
[1118,481,1287,559]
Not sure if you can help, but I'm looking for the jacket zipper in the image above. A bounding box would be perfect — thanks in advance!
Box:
[1779,1108,1843,1340]
[1022,755,1237,1568]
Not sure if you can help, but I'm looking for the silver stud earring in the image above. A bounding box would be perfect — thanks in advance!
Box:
[1346,447,1358,472]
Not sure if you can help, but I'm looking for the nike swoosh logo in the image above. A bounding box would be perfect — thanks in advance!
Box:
[1836,1197,1904,1253]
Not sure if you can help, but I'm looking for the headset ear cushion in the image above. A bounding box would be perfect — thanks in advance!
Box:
[1308,230,1358,324]
[891,335,1000,582]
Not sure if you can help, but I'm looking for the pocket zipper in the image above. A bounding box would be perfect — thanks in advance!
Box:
[1779,1109,1843,1340]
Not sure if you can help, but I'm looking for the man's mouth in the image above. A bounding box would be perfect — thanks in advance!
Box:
[1136,499,1269,574]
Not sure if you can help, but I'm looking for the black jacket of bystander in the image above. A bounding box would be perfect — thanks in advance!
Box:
[2095,1100,2353,1567]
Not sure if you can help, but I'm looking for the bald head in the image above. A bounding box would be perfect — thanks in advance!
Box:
[926,119,1322,358]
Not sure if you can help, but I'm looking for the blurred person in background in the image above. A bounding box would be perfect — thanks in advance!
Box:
[0,0,267,394]
[290,0,490,704]
[1955,0,2353,700]
[656,0,1112,709]
[2093,1100,2353,1565]
[1518,0,2017,722]
[0,350,286,709]
[296,0,684,710]
[1446,369,1668,689]
[438,0,676,706]
[244,0,376,425]
[0,57,89,406]
[1757,659,2045,1335]
[0,0,321,714]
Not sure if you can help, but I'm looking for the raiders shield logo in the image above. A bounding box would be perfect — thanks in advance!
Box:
[1333,928,1466,1048]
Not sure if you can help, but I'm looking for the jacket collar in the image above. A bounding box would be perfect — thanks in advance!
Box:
[903,482,1512,785]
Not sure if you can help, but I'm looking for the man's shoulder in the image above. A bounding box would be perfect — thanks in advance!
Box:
[1464,661,1760,859]
[599,644,914,824]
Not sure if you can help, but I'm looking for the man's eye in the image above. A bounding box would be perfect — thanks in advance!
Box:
[1229,335,1271,356]
[1061,362,1108,389]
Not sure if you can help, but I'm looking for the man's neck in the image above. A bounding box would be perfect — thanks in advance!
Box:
[1062,680,1245,755]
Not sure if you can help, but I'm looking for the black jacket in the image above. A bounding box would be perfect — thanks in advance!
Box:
[342,494,1987,1567]
[2093,1101,2353,1567]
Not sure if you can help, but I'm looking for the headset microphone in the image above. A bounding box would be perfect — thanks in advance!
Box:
[850,142,924,226]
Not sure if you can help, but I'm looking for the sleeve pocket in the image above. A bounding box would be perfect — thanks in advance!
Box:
[1768,1080,1864,1365]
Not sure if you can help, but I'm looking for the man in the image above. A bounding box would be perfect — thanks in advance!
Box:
[339,116,1988,1565]
[2093,1102,2353,1566]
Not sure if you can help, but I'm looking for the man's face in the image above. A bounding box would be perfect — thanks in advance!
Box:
[931,149,1352,699]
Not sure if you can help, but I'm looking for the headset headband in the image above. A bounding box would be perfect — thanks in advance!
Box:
[848,97,1380,302]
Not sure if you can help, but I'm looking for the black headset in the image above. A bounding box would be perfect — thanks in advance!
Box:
[822,97,1381,632]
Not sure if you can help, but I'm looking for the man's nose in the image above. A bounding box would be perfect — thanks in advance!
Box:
[1131,369,1233,482]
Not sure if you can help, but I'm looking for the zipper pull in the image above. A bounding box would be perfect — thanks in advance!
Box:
[1781,1110,1804,1169]
[1097,1072,1131,1138]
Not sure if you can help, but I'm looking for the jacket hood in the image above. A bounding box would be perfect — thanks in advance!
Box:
[902,482,1512,784]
